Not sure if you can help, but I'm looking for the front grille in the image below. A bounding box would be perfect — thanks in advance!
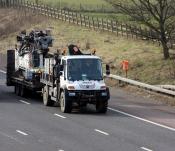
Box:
[74,90,103,98]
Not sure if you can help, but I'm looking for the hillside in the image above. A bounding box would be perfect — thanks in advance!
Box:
[0,8,175,85]
[28,0,128,11]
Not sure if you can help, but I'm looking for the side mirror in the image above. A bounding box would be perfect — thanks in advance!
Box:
[106,64,110,75]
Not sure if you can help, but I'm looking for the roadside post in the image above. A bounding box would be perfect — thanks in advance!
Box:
[121,60,129,78]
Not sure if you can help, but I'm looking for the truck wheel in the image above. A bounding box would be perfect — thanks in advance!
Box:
[43,86,54,106]
[7,50,15,86]
[14,85,17,94]
[60,91,72,113]
[15,84,20,96]
[20,85,26,97]
[96,100,108,113]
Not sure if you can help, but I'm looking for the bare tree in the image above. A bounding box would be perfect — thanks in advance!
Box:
[106,0,175,59]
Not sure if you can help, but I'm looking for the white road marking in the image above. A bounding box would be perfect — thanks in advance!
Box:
[54,113,66,119]
[141,147,153,151]
[16,130,28,136]
[108,107,175,132]
[19,100,31,105]
[0,70,6,74]
[58,150,64,151]
[94,129,109,136]
[0,131,24,144]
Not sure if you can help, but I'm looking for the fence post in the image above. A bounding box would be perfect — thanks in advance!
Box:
[88,16,90,28]
[57,8,60,19]
[92,17,95,30]
[116,21,118,36]
[43,5,46,15]
[139,26,142,39]
[97,17,100,29]
[72,12,75,24]
[107,20,109,31]
[111,20,114,32]
[67,10,70,23]
[102,19,104,31]
[32,3,35,14]
[47,6,49,18]
[150,29,155,43]
[84,15,86,27]
[130,25,133,39]
[121,24,123,36]
[51,7,53,18]
[76,12,78,25]
[64,10,67,21]
[61,9,63,21]
[53,8,56,19]
[54,8,56,19]
[126,24,129,38]
[135,26,138,39]
[80,14,82,26]
[36,2,39,15]
[27,1,31,12]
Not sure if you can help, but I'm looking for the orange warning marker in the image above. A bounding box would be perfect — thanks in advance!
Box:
[121,60,129,77]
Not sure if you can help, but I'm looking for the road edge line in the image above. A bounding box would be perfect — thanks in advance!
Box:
[108,107,175,132]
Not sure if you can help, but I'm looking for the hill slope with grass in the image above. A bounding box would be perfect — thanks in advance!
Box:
[30,0,111,7]
[0,8,174,85]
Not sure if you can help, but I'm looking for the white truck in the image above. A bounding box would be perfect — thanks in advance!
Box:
[41,54,110,113]
[6,30,110,113]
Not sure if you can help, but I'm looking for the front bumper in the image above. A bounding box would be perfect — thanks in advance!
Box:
[65,88,110,103]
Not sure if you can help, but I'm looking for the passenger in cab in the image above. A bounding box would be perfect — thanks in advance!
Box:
[68,44,83,55]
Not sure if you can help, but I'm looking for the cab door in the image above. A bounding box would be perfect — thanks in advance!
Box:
[60,59,66,88]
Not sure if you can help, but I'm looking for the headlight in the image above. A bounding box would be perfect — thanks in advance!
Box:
[100,86,106,90]
[67,86,75,90]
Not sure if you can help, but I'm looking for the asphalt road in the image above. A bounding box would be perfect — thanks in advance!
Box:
[0,71,175,151]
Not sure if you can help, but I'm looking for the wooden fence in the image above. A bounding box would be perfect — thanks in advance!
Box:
[0,0,175,48]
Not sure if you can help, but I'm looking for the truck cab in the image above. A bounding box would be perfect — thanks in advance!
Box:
[41,55,110,113]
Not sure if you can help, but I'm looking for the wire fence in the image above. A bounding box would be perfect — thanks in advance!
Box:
[1,0,175,48]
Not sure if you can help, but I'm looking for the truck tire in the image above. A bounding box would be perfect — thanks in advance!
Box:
[96,100,108,113]
[43,86,54,106]
[7,50,15,86]
[60,91,72,113]
[20,85,26,97]
[14,85,17,94]
[15,84,20,96]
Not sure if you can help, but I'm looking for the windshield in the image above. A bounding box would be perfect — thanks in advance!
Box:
[67,58,103,81]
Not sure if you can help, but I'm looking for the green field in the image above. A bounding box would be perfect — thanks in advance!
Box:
[46,0,109,5]
[29,0,113,11]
